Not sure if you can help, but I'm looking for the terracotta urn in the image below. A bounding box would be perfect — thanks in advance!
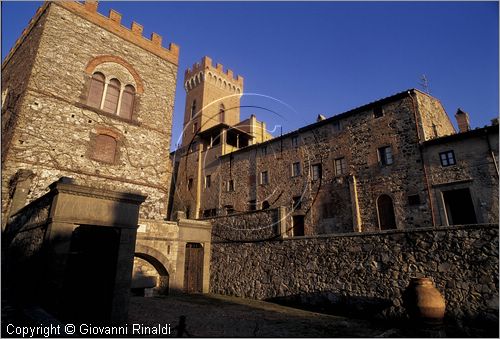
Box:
[402,277,446,322]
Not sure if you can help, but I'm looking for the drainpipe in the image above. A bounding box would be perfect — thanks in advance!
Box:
[408,90,437,227]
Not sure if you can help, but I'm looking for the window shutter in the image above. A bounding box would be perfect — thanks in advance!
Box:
[119,85,135,119]
[103,78,121,113]
[87,72,105,109]
[92,134,117,163]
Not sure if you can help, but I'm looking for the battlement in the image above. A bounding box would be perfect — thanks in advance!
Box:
[185,56,244,86]
[2,1,179,69]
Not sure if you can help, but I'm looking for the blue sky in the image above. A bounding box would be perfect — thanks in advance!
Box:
[2,1,498,149]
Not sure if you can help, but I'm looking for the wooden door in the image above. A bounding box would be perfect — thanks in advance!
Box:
[184,243,204,293]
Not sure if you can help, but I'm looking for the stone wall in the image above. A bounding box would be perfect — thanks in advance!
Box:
[210,224,498,320]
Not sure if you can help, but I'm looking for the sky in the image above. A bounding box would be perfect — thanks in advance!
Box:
[2,1,498,150]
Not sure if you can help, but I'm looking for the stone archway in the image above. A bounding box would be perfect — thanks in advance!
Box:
[133,244,172,295]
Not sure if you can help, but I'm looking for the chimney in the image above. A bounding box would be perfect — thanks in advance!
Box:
[317,114,326,122]
[455,108,470,133]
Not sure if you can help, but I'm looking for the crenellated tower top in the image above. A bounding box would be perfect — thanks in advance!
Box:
[184,56,244,94]
[2,1,179,69]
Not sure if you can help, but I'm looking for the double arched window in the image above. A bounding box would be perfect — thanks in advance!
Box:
[87,72,136,120]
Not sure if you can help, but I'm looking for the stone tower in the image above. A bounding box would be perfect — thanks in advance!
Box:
[181,56,244,148]
[1,1,179,225]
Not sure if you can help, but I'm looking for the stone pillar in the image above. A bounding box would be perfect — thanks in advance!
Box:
[349,175,363,232]
[278,206,288,239]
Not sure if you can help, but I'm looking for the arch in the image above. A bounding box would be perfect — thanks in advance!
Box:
[119,84,135,119]
[262,200,270,209]
[377,194,396,230]
[198,72,204,82]
[87,72,105,108]
[134,243,172,295]
[84,55,144,94]
[236,88,241,93]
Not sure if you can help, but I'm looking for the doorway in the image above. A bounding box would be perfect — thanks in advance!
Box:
[377,194,396,230]
[442,188,477,225]
[184,243,204,293]
[292,215,305,236]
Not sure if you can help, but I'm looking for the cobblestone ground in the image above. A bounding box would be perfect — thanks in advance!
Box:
[127,294,391,337]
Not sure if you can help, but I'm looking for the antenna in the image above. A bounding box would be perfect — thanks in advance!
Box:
[419,74,431,94]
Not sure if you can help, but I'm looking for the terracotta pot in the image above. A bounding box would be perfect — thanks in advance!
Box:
[403,277,446,322]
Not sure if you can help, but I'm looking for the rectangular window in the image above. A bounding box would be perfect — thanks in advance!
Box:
[205,175,211,188]
[291,135,299,147]
[408,194,421,206]
[187,178,193,191]
[378,146,393,166]
[374,106,384,118]
[332,120,342,132]
[439,150,456,167]
[334,157,347,176]
[227,179,235,192]
[292,196,302,210]
[312,163,322,181]
[292,162,301,177]
[260,171,269,185]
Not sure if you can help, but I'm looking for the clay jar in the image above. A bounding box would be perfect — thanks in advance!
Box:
[402,277,446,322]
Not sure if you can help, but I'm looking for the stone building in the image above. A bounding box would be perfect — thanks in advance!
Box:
[172,65,498,234]
[1,1,212,322]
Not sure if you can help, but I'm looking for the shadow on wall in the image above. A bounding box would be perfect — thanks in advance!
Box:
[266,291,393,320]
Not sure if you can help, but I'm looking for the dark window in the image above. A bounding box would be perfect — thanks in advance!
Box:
[374,106,384,118]
[248,200,257,211]
[292,215,305,236]
[312,163,322,181]
[225,205,235,215]
[262,201,270,210]
[191,100,197,119]
[377,194,396,230]
[119,84,135,119]
[227,179,235,192]
[187,178,193,191]
[292,162,301,177]
[292,196,302,210]
[87,72,105,109]
[193,122,198,134]
[260,171,269,185]
[291,135,299,147]
[332,120,342,132]
[261,146,267,156]
[205,175,211,188]
[408,194,421,206]
[103,78,120,114]
[378,146,393,166]
[334,157,347,175]
[92,134,117,164]
[439,151,456,167]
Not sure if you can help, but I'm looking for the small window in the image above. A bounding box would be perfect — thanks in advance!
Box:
[119,84,135,119]
[103,78,120,114]
[225,205,235,215]
[87,72,105,109]
[205,175,211,188]
[227,179,235,192]
[334,157,347,176]
[312,163,322,181]
[408,194,421,206]
[292,196,302,210]
[439,151,456,167]
[92,134,117,164]
[261,146,267,156]
[187,178,193,191]
[378,146,393,166]
[262,201,270,210]
[260,171,269,185]
[292,162,301,177]
[193,122,198,134]
[291,135,299,147]
[374,106,384,118]
[191,99,197,119]
[332,120,342,132]
[248,200,257,211]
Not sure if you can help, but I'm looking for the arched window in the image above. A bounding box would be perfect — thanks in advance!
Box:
[103,78,120,114]
[87,72,105,109]
[262,201,270,210]
[219,103,225,123]
[191,100,197,119]
[92,134,117,164]
[377,194,396,230]
[119,84,135,119]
